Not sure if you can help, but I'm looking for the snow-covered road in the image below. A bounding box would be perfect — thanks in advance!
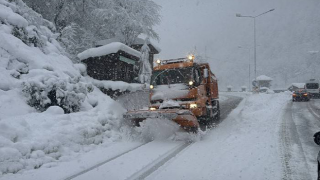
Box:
[4,93,320,180]
[67,94,244,180]
[282,99,320,180]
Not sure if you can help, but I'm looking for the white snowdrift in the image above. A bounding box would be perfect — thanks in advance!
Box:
[89,77,144,92]
[0,88,125,175]
[0,0,129,176]
[78,42,141,60]
[0,4,28,28]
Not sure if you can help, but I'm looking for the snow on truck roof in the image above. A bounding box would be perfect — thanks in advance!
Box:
[78,42,141,61]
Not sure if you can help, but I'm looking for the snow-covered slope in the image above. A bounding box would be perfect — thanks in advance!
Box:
[0,0,129,175]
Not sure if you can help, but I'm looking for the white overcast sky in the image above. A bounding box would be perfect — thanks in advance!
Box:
[154,0,320,89]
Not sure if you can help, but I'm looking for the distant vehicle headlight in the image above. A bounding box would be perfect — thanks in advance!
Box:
[190,103,197,108]
[303,93,308,96]
[189,81,194,86]
[150,85,154,89]
[150,107,156,111]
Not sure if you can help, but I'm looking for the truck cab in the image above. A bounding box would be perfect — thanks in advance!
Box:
[149,58,220,124]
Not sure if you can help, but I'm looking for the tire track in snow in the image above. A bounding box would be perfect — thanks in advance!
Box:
[127,142,191,180]
[280,102,312,180]
[132,95,243,179]
[64,142,149,180]
[66,95,243,180]
[307,100,320,120]
[280,104,293,180]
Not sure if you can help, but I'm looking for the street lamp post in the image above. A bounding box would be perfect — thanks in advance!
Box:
[236,9,275,91]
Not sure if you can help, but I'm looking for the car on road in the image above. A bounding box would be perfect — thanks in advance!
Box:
[292,89,310,101]
[313,132,320,180]
[306,79,320,98]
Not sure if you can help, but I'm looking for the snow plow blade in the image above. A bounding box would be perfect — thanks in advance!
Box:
[123,109,200,130]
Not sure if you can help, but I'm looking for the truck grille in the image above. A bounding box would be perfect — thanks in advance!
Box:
[151,98,196,104]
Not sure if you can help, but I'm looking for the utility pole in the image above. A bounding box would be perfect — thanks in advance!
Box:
[236,9,275,92]
[249,64,251,91]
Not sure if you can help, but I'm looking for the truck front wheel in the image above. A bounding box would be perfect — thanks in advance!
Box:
[213,100,220,123]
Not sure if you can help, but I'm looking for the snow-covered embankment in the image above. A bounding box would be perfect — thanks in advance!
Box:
[0,0,133,176]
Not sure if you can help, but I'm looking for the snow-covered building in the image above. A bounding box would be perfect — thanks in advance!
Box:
[96,37,160,69]
[78,42,141,83]
[288,83,306,92]
[256,75,273,88]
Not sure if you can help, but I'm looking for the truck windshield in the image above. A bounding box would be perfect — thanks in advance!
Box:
[306,83,319,89]
[151,67,193,85]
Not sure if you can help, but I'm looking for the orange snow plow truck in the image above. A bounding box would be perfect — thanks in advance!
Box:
[123,56,219,132]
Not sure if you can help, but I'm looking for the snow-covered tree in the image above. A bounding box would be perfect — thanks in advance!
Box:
[23,0,161,61]
[138,38,152,83]
[92,0,161,46]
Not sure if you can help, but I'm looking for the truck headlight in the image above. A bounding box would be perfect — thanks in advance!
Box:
[190,104,197,108]
[188,81,194,86]
[150,107,156,111]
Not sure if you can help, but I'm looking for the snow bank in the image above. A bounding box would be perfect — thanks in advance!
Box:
[78,42,141,60]
[0,4,28,28]
[89,77,145,92]
[0,0,127,176]
[135,118,180,141]
[0,89,125,175]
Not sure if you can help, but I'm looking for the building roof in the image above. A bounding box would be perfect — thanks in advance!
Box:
[291,83,305,88]
[95,37,161,53]
[78,42,141,61]
[256,75,273,81]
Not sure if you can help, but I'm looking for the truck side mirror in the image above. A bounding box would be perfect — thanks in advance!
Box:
[203,69,209,78]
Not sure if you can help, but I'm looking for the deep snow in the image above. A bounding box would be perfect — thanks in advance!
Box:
[0,0,319,179]
[0,0,138,176]
[3,88,319,180]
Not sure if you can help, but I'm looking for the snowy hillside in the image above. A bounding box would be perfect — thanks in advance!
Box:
[0,0,133,175]
[155,0,320,89]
